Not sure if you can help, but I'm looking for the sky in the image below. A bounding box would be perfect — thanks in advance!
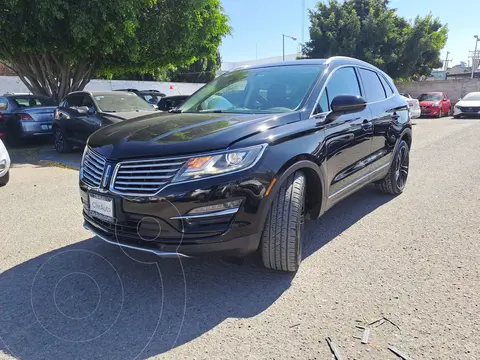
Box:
[220,0,480,68]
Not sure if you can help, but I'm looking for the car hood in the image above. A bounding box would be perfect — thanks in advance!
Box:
[456,100,480,107]
[99,110,160,122]
[88,111,299,160]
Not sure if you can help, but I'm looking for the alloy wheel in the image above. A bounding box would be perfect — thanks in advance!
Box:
[54,129,64,152]
[395,146,409,190]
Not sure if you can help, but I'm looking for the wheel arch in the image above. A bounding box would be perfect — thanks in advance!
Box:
[400,127,412,150]
[265,156,326,220]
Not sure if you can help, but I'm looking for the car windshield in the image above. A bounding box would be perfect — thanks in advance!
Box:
[418,93,442,101]
[462,93,480,101]
[178,64,324,114]
[93,93,156,112]
[12,97,55,107]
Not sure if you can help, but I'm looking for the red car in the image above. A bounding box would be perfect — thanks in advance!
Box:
[418,92,451,117]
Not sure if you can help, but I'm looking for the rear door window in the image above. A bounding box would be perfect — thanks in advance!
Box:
[358,69,386,102]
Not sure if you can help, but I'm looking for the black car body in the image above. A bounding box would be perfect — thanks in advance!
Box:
[80,57,412,272]
[157,95,190,111]
[0,94,56,145]
[52,91,159,153]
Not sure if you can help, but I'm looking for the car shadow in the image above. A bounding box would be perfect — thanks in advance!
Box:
[0,186,394,360]
[8,139,82,169]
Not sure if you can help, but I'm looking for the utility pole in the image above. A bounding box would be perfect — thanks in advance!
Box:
[443,51,452,71]
[472,35,479,79]
[301,0,306,45]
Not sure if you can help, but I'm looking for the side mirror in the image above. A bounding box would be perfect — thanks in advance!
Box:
[87,107,96,115]
[458,98,462,101]
[326,95,367,122]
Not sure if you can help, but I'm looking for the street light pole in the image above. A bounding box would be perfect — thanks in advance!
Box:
[282,34,297,61]
[471,35,479,79]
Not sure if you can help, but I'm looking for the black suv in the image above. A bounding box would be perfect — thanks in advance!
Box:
[80,57,411,272]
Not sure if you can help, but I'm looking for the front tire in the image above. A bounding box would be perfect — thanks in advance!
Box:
[375,140,410,195]
[260,171,306,272]
[0,171,9,187]
[53,126,72,153]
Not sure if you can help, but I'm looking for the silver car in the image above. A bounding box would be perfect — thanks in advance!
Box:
[0,138,10,186]
[0,94,57,146]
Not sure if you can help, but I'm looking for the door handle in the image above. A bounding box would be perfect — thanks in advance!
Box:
[362,120,372,129]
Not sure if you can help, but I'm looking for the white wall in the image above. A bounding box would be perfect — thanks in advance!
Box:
[0,76,204,96]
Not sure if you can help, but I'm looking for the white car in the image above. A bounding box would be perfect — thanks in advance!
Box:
[0,139,11,186]
[453,92,480,118]
[401,94,421,119]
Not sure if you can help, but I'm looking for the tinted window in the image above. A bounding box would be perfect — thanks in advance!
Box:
[316,89,330,113]
[63,95,84,108]
[0,98,8,110]
[81,95,95,108]
[379,75,394,97]
[359,69,386,102]
[12,96,55,108]
[326,67,361,102]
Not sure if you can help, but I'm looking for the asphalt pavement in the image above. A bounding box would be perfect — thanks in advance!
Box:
[0,117,479,360]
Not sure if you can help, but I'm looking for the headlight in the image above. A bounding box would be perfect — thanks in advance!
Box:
[454,105,460,109]
[432,102,440,107]
[172,144,267,182]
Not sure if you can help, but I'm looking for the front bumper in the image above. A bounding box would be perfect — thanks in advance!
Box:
[0,140,11,177]
[80,169,271,257]
[453,106,480,117]
[20,120,53,137]
[420,107,441,117]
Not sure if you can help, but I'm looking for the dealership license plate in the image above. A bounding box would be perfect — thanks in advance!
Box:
[41,124,52,130]
[89,193,114,222]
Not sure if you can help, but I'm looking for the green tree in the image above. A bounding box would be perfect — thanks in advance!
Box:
[169,52,222,83]
[303,0,447,79]
[0,0,229,102]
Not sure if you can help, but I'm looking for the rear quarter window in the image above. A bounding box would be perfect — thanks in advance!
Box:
[0,98,8,110]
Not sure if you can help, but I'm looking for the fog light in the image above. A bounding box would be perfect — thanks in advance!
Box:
[0,159,6,170]
[188,199,242,215]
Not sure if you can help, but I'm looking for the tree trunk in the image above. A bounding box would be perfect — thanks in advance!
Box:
[2,55,96,103]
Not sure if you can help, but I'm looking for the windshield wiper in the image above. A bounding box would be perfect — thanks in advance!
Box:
[168,109,182,113]
[199,109,228,113]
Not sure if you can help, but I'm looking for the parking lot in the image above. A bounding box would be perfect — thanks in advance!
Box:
[0,117,479,360]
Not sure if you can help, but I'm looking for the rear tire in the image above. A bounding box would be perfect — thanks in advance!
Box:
[53,126,72,153]
[260,171,306,272]
[0,171,9,187]
[375,140,409,195]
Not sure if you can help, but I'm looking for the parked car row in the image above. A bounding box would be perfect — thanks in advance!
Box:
[0,90,190,148]
[400,90,480,119]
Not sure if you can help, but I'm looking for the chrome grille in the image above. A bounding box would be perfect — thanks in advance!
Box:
[112,156,189,196]
[81,148,106,187]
